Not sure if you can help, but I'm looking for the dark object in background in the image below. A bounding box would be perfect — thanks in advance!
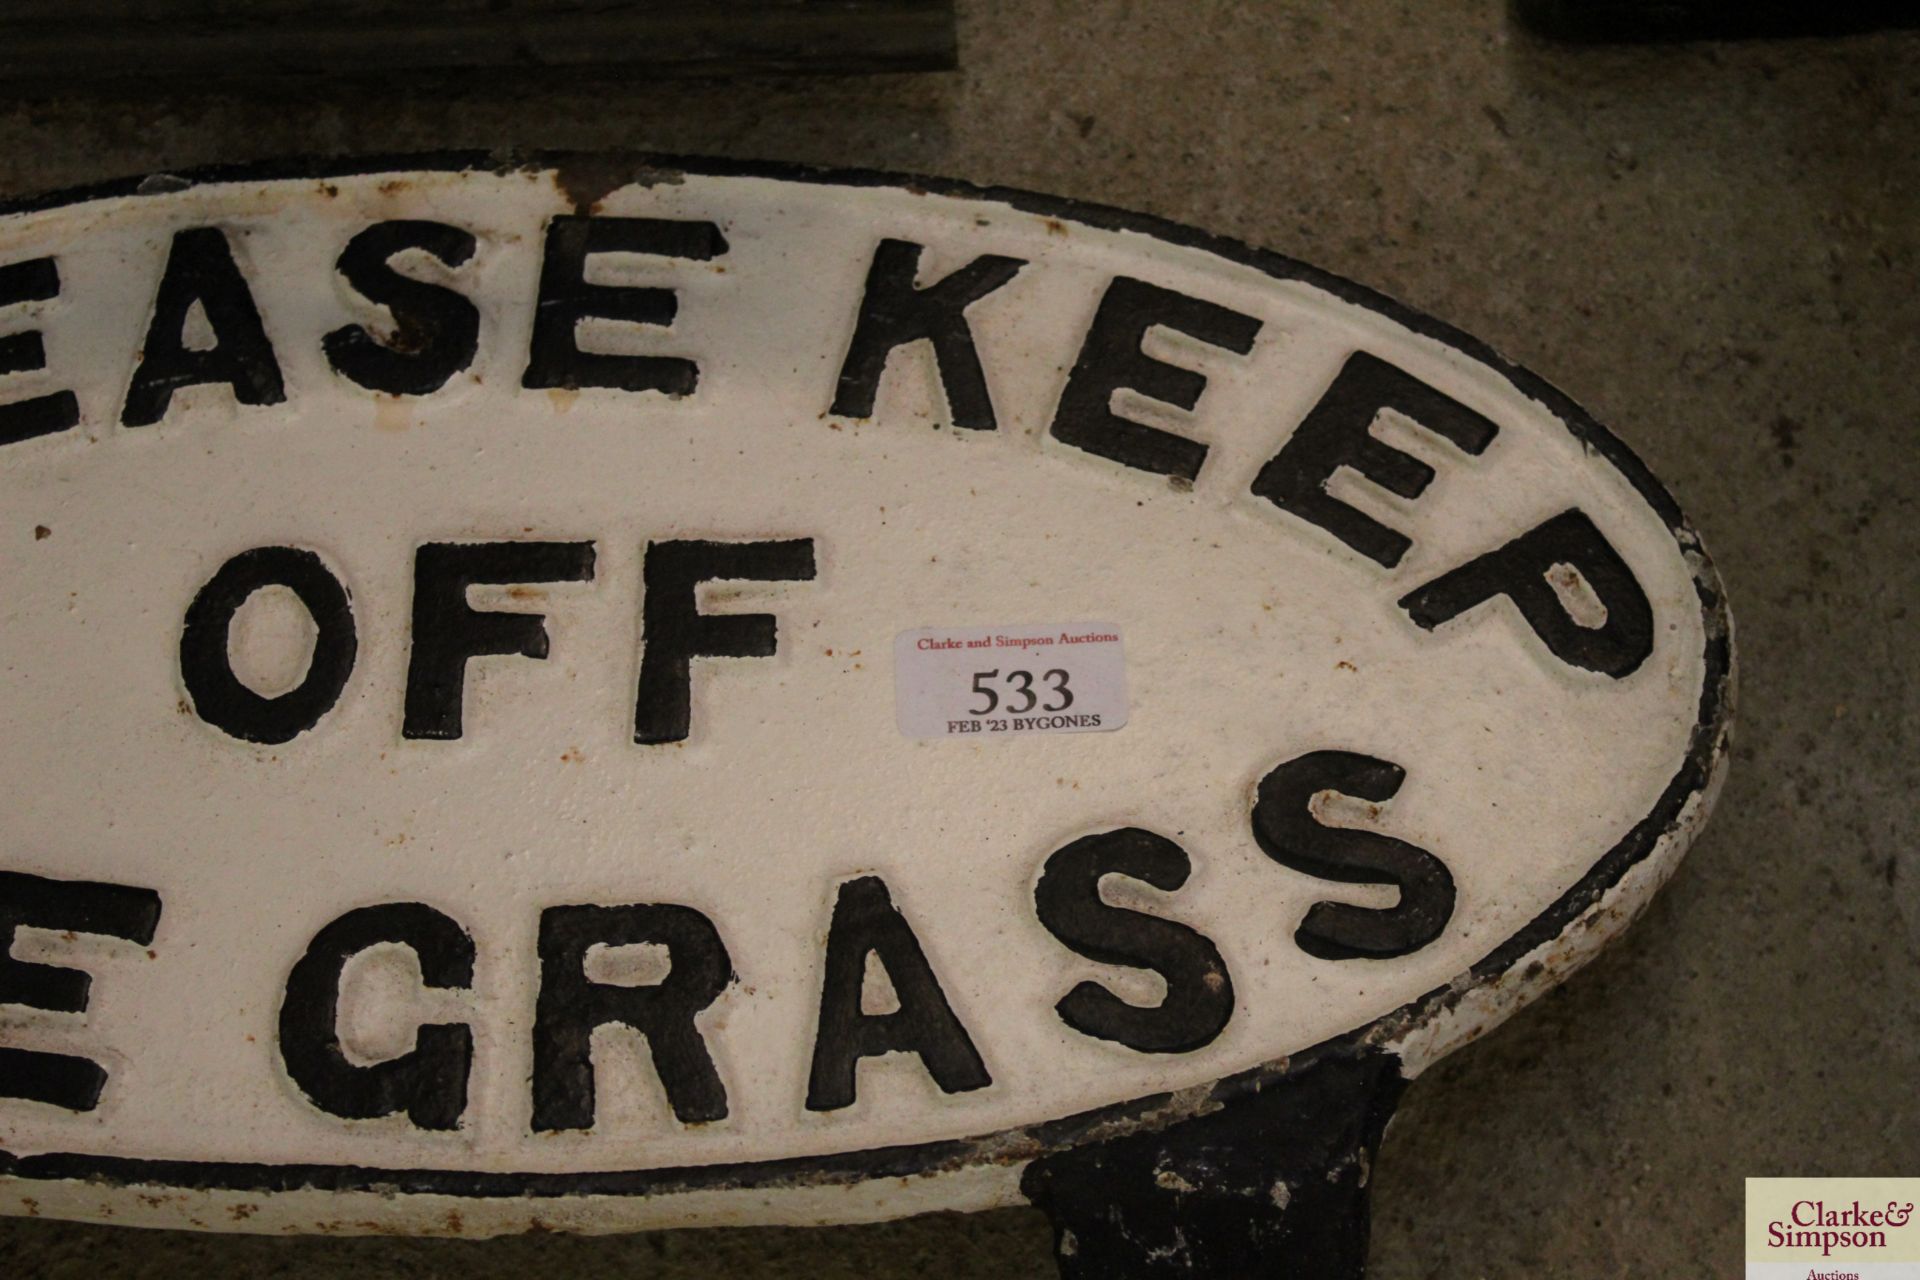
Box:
[1514,0,1920,41]
[0,0,956,83]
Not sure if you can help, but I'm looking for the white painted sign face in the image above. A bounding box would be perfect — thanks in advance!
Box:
[0,158,1731,1237]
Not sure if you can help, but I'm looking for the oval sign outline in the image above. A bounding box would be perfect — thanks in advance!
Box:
[0,152,1733,1222]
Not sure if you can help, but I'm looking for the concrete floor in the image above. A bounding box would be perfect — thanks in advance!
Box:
[1,1,1916,1275]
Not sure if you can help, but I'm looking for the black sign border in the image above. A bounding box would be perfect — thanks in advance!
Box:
[0,152,1733,1203]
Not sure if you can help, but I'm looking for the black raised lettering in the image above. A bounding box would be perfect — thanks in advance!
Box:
[830,238,1026,430]
[324,220,480,396]
[806,875,990,1112]
[1250,351,1499,567]
[532,903,733,1130]
[403,541,596,740]
[180,546,357,745]
[0,257,79,447]
[522,216,725,395]
[0,870,161,1112]
[277,903,474,1131]
[1048,276,1261,480]
[1398,508,1654,678]
[1035,829,1233,1054]
[122,227,286,427]
[1252,751,1455,961]
[634,538,816,745]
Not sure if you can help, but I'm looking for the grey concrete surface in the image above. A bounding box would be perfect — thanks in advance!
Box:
[0,1,1916,1275]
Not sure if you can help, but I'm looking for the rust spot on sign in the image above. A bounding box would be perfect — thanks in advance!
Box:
[549,152,686,215]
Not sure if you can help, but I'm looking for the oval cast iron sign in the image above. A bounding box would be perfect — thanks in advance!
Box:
[0,156,1731,1245]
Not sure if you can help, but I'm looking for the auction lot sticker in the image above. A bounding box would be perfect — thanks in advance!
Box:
[1749,1179,1920,1279]
[0,156,1730,1239]
[893,622,1127,739]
